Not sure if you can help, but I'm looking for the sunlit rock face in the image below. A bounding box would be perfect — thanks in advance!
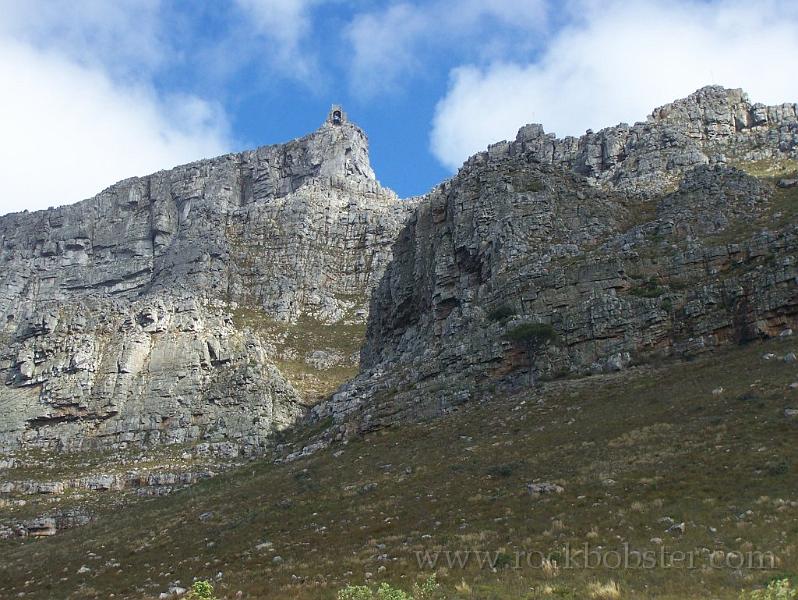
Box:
[0,108,414,453]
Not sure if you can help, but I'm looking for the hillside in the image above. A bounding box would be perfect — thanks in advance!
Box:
[0,87,797,600]
[0,335,796,598]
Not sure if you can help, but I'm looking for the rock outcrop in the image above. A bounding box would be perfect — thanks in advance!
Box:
[0,108,413,452]
[314,86,798,435]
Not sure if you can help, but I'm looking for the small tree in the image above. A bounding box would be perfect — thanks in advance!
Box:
[505,322,557,384]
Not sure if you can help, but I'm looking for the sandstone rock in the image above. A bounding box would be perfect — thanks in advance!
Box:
[26,517,57,537]
[0,108,413,453]
[313,87,798,437]
[526,482,564,497]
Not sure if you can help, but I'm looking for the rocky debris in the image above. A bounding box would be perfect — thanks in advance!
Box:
[526,482,564,497]
[26,517,57,537]
[668,522,687,535]
[304,349,346,370]
[0,510,89,539]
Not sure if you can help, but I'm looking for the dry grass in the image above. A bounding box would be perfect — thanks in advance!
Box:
[587,580,622,600]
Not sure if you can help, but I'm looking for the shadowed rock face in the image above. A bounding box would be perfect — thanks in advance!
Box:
[0,114,414,453]
[313,87,798,436]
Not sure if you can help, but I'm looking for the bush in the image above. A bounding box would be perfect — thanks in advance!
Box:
[337,576,440,600]
[338,585,377,600]
[487,463,516,478]
[488,304,516,322]
[505,322,557,345]
[629,277,665,298]
[740,578,797,600]
[187,581,217,600]
[412,575,441,599]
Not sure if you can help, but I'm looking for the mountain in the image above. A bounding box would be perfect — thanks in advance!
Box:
[0,106,413,453]
[0,87,797,600]
[311,86,798,439]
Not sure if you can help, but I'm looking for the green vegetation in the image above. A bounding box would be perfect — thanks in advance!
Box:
[740,579,797,600]
[487,304,516,322]
[232,306,366,401]
[505,322,557,345]
[187,580,218,600]
[337,576,439,600]
[1,336,797,599]
[629,277,666,299]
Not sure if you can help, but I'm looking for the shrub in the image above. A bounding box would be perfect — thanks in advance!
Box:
[487,463,515,478]
[187,581,217,600]
[765,459,790,476]
[740,579,797,600]
[629,277,665,299]
[338,585,376,600]
[412,575,441,599]
[505,322,557,345]
[337,576,440,600]
[505,322,558,385]
[375,583,412,600]
[487,304,516,322]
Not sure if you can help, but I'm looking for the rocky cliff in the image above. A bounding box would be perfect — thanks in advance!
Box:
[314,86,798,437]
[2,87,797,456]
[0,108,414,453]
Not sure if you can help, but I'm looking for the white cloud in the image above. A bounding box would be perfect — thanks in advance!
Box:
[431,0,798,170]
[0,2,232,216]
[235,0,327,79]
[0,0,166,75]
[346,0,548,97]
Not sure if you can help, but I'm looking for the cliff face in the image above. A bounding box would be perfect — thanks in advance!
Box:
[0,111,413,452]
[3,87,797,454]
[315,87,798,435]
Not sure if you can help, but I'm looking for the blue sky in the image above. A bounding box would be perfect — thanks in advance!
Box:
[1,0,798,215]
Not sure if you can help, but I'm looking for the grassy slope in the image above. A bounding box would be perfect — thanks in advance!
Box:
[232,308,366,403]
[1,337,796,599]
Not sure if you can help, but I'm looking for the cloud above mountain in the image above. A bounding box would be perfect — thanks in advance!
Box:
[430,0,798,170]
[2,0,798,213]
[0,0,231,215]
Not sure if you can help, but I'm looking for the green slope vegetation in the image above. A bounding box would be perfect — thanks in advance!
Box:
[1,336,796,599]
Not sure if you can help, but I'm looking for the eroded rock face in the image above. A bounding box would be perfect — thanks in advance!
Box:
[0,112,412,452]
[508,86,797,195]
[314,87,798,434]
[0,296,305,452]
[0,117,410,324]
